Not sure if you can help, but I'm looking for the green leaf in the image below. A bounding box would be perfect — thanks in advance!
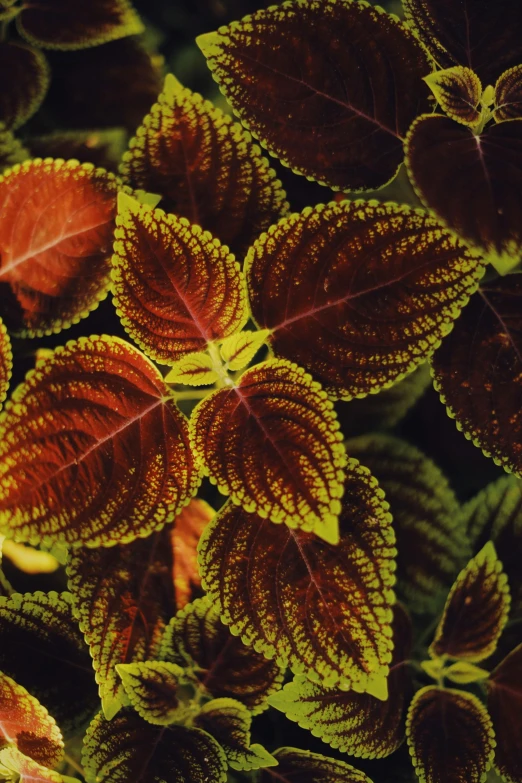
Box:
[444,661,490,685]
[0,124,29,174]
[164,353,219,386]
[0,317,11,413]
[259,748,373,783]
[424,66,482,127]
[116,661,190,726]
[0,748,70,783]
[219,329,270,372]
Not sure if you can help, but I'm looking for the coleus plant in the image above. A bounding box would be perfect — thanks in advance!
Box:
[0,0,521,781]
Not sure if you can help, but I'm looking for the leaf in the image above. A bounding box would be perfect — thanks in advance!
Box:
[160,595,285,714]
[0,318,11,412]
[197,0,432,192]
[0,43,49,130]
[16,0,143,50]
[164,353,219,387]
[259,748,373,783]
[0,671,63,767]
[194,698,277,771]
[444,661,489,685]
[198,460,396,696]
[494,65,522,121]
[406,686,495,783]
[28,129,127,173]
[0,159,120,336]
[245,200,484,399]
[403,0,522,85]
[0,748,70,783]
[430,542,510,663]
[0,591,98,734]
[219,329,270,372]
[0,124,29,173]
[116,661,188,726]
[487,642,522,783]
[170,499,214,609]
[190,358,346,544]
[112,195,249,364]
[405,115,522,275]
[67,527,179,720]
[2,541,60,575]
[0,336,199,547]
[345,434,469,614]
[269,603,413,759]
[431,279,522,476]
[82,709,228,783]
[120,74,288,260]
[424,66,482,127]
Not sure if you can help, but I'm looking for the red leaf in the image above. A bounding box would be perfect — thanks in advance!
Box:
[0,747,69,782]
[170,499,214,609]
[0,336,200,547]
[197,0,432,191]
[487,643,522,783]
[0,318,11,411]
[0,42,49,130]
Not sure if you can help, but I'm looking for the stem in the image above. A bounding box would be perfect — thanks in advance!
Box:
[207,342,233,388]
[63,753,85,777]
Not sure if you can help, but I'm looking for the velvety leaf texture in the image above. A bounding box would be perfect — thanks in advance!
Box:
[406,687,495,783]
[494,65,522,121]
[160,595,285,714]
[0,318,11,411]
[16,0,143,50]
[345,434,469,613]
[0,159,119,336]
[260,748,373,783]
[190,358,346,545]
[67,527,178,720]
[0,124,29,174]
[197,0,432,191]
[430,542,510,662]
[198,461,396,697]
[0,43,49,130]
[116,661,186,726]
[246,201,483,399]
[406,115,522,273]
[487,643,522,783]
[82,709,228,783]
[0,336,199,547]
[112,196,249,364]
[431,279,522,476]
[120,74,288,259]
[171,499,214,609]
[424,66,482,126]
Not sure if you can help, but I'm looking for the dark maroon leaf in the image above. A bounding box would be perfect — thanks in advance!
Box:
[0,42,49,130]
[487,643,522,783]
[494,65,522,121]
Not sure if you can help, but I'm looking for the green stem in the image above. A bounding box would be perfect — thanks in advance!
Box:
[63,752,85,777]
[207,342,233,388]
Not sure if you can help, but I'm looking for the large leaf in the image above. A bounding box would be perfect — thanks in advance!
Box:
[0,671,63,767]
[406,686,495,783]
[259,748,373,783]
[0,124,29,173]
[0,336,199,547]
[405,115,522,274]
[403,0,522,85]
[345,434,469,613]
[269,603,413,759]
[431,279,522,475]
[116,661,188,726]
[494,65,522,121]
[198,461,396,698]
[160,595,285,715]
[197,0,432,192]
[171,499,214,609]
[16,0,143,50]
[190,358,346,544]
[0,747,76,783]
[246,201,483,399]
[0,591,98,734]
[487,643,522,783]
[0,159,119,336]
[82,709,228,783]
[112,194,249,364]
[429,542,510,663]
[0,43,49,130]
[120,74,288,259]
[0,318,11,411]
[67,527,179,720]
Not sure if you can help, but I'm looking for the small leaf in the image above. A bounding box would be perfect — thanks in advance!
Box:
[494,65,522,121]
[269,603,413,759]
[198,461,396,695]
[160,595,285,715]
[164,353,219,387]
[431,279,522,476]
[28,129,127,172]
[430,542,510,663]
[120,74,288,259]
[444,661,489,685]
[0,159,119,336]
[246,201,483,399]
[0,748,69,783]
[487,642,522,783]
[2,541,60,574]
[0,124,29,173]
[260,748,373,783]
[345,434,469,614]
[197,0,432,191]
[424,66,482,126]
[405,115,522,274]
[0,336,199,548]
[170,499,215,609]
[82,709,228,783]
[112,196,249,364]
[16,0,143,50]
[0,671,63,767]
[406,686,495,783]
[0,318,11,411]
[116,661,188,726]
[219,329,269,372]
[0,43,49,129]
[194,698,277,771]
[190,358,346,544]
